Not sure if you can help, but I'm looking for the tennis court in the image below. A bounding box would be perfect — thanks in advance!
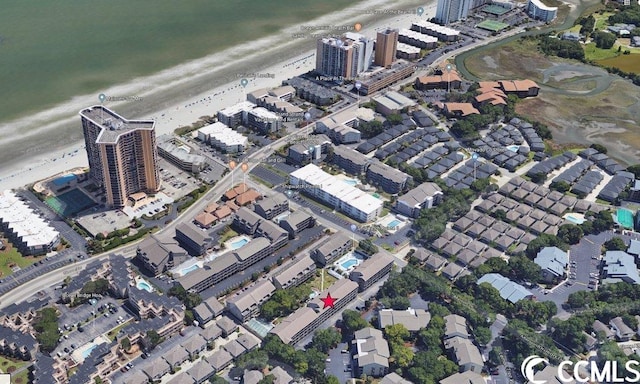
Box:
[482,4,511,15]
[477,20,510,32]
[616,208,634,229]
[46,189,96,217]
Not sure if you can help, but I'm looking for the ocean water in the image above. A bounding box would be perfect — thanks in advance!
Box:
[0,0,354,124]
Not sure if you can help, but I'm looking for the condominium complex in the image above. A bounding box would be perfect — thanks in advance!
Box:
[270,279,359,344]
[311,232,354,265]
[0,190,61,255]
[374,28,399,68]
[197,122,248,153]
[316,33,374,79]
[349,252,395,292]
[289,164,383,222]
[410,21,461,42]
[80,106,160,207]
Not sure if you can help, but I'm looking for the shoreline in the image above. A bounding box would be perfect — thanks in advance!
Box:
[0,0,434,191]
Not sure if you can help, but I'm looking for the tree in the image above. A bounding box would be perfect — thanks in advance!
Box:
[390,342,414,368]
[210,376,227,384]
[325,376,341,384]
[385,324,411,345]
[342,310,369,337]
[120,337,131,351]
[508,256,542,283]
[551,180,571,193]
[525,234,565,258]
[590,143,608,154]
[236,350,269,371]
[604,237,627,251]
[627,164,640,178]
[580,15,595,36]
[558,224,584,245]
[592,31,617,49]
[387,114,403,125]
[358,239,379,256]
[258,375,275,384]
[475,326,492,346]
[311,328,342,353]
[146,330,162,350]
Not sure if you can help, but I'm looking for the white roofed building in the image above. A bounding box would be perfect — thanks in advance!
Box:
[0,191,60,255]
[197,122,248,153]
[289,164,383,222]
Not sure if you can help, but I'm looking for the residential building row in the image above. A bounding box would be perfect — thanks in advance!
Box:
[270,252,395,345]
[0,190,61,255]
[330,145,413,194]
[289,164,384,222]
[217,101,282,134]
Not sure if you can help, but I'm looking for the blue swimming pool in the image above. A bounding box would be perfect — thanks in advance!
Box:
[565,215,585,225]
[388,219,402,229]
[181,264,199,275]
[341,259,358,269]
[343,179,358,186]
[52,174,77,186]
[506,145,520,153]
[136,280,153,292]
[82,344,99,359]
[231,238,249,250]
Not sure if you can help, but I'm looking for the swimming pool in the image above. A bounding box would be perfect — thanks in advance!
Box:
[506,145,520,153]
[82,344,99,359]
[388,219,402,229]
[341,259,358,269]
[136,280,153,292]
[231,238,249,250]
[52,174,77,186]
[343,179,358,186]
[565,215,585,225]
[181,264,199,275]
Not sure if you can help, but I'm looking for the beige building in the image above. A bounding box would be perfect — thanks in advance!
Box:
[375,28,399,68]
[80,106,160,207]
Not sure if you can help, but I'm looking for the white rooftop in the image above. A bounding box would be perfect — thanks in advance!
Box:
[198,122,248,147]
[399,29,438,44]
[290,164,382,216]
[218,101,256,117]
[0,190,59,247]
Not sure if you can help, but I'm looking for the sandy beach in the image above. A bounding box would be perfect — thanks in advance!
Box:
[0,0,436,191]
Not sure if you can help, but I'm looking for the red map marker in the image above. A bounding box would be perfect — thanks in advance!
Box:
[321,293,337,309]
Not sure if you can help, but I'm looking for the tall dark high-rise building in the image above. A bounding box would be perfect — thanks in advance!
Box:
[80,106,160,207]
[374,28,399,68]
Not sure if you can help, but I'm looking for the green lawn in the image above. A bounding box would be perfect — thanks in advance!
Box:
[584,42,619,61]
[0,355,29,383]
[304,269,338,292]
[0,243,40,278]
[594,12,614,31]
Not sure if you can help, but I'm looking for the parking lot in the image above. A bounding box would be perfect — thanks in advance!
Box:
[54,296,133,359]
[326,342,353,382]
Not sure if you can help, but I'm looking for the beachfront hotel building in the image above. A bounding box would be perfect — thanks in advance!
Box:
[374,28,399,68]
[289,164,383,223]
[80,106,160,207]
[526,0,557,21]
[315,33,373,80]
[436,0,473,24]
